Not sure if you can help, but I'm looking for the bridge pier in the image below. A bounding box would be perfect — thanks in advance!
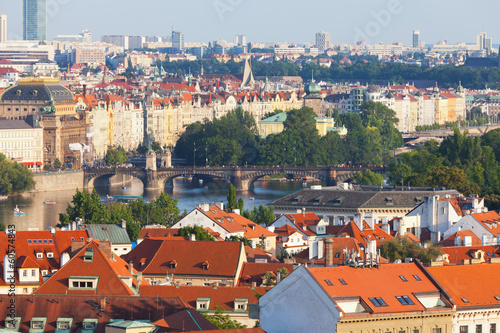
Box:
[144,170,163,191]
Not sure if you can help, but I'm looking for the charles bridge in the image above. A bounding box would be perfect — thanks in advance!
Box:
[84,165,387,191]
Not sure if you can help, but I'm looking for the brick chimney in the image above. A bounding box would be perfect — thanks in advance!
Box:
[71,240,85,256]
[325,238,334,267]
[99,239,113,259]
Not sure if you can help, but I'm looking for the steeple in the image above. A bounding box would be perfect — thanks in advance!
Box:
[240,57,255,90]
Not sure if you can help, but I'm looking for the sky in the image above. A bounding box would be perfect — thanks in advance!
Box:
[2,0,499,46]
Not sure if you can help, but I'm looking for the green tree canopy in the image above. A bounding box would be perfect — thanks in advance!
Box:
[379,237,443,263]
[0,153,35,195]
[176,225,215,241]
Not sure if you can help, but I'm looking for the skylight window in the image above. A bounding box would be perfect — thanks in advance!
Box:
[339,279,347,285]
[461,298,469,303]
[399,275,408,282]
[495,296,500,301]
[369,297,387,307]
[324,279,333,286]
[413,275,421,281]
[396,296,415,305]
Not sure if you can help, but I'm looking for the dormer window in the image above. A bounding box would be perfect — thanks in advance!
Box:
[46,252,53,258]
[5,317,20,330]
[170,260,177,269]
[82,319,98,331]
[196,298,211,312]
[234,298,249,312]
[56,318,72,330]
[36,252,43,259]
[83,248,94,262]
[202,261,210,270]
[30,318,47,330]
[69,276,98,290]
[33,90,38,96]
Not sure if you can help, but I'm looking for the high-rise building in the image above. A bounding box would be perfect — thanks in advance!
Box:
[477,32,492,54]
[23,0,47,41]
[101,35,129,50]
[0,13,7,43]
[234,35,246,47]
[172,31,184,54]
[315,31,331,53]
[412,29,420,48]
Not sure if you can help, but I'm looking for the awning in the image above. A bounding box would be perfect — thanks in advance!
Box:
[36,162,42,166]
[22,162,35,166]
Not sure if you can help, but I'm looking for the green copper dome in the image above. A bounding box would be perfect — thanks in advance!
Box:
[305,79,321,98]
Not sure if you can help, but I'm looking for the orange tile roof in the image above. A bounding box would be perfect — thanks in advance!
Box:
[337,221,393,247]
[139,227,181,239]
[140,285,267,312]
[437,230,482,247]
[244,246,280,263]
[440,245,500,265]
[471,211,500,236]
[122,239,244,277]
[17,256,40,268]
[427,263,500,308]
[293,237,364,266]
[35,240,145,296]
[309,263,442,315]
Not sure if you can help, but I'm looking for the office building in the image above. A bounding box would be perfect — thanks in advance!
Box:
[315,31,331,53]
[412,29,420,48]
[23,0,47,41]
[101,35,129,50]
[128,36,145,50]
[234,35,246,47]
[172,31,184,53]
[53,29,92,43]
[477,32,493,54]
[0,13,6,43]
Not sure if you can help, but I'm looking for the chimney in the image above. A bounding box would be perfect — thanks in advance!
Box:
[214,202,224,210]
[381,217,390,234]
[121,219,127,229]
[129,261,134,274]
[60,252,70,268]
[50,227,56,235]
[201,203,209,212]
[71,240,85,255]
[232,209,240,215]
[99,240,113,259]
[251,240,256,249]
[83,84,87,97]
[325,238,334,267]
[100,298,106,312]
[190,234,196,241]
[365,211,374,230]
[353,213,363,231]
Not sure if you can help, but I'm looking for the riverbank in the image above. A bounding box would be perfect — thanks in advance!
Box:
[32,170,84,192]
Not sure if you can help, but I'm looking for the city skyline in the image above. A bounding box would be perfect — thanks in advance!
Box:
[2,0,500,45]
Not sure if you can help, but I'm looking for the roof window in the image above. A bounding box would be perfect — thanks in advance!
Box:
[399,275,407,282]
[369,297,388,307]
[339,279,347,285]
[324,279,333,286]
[413,275,421,281]
[495,296,500,301]
[461,298,469,303]
[396,296,414,305]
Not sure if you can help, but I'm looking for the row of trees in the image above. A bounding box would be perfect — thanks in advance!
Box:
[386,128,500,201]
[175,103,403,167]
[58,189,185,241]
[0,153,35,195]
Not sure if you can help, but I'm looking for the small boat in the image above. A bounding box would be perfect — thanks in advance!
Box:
[122,186,128,190]
[249,197,255,200]
[303,182,307,187]
[14,205,25,216]
[198,179,203,185]
[43,200,56,205]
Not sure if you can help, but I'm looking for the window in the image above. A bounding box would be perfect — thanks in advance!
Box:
[335,252,341,258]
[460,326,469,333]
[22,288,28,293]
[462,298,469,303]
[237,304,245,310]
[477,325,482,333]
[413,330,419,333]
[399,275,408,282]
[31,269,36,276]
[339,279,347,285]
[432,329,442,333]
[22,270,27,277]
[413,275,421,281]
[369,297,387,307]
[495,296,500,301]
[490,324,496,333]
[325,279,333,286]
[396,296,415,305]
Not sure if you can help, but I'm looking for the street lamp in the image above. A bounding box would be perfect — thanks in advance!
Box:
[193,142,196,169]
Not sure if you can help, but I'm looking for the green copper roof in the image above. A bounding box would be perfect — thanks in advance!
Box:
[260,112,287,123]
[86,224,131,244]
[106,320,155,329]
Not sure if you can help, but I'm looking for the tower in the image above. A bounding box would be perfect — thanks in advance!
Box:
[23,0,47,41]
[240,57,255,89]
[315,31,331,54]
[412,29,420,48]
[172,31,184,54]
[0,13,6,43]
[303,73,323,116]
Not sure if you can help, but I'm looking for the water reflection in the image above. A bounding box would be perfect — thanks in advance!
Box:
[0,176,323,231]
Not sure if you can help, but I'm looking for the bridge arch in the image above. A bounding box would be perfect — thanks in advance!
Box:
[155,170,233,189]
[85,168,147,189]
[239,168,330,191]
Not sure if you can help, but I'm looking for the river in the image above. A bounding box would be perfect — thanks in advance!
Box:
[0,177,323,231]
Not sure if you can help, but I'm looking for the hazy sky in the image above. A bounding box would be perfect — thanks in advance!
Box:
[2,0,499,46]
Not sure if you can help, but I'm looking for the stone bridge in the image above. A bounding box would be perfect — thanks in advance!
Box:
[84,165,387,192]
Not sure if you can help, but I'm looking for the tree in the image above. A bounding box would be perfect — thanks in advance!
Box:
[355,169,384,186]
[0,154,35,195]
[59,188,109,225]
[53,158,62,170]
[379,237,443,263]
[226,184,238,211]
[202,306,247,329]
[242,204,276,226]
[225,235,251,246]
[176,225,215,241]
[105,146,128,165]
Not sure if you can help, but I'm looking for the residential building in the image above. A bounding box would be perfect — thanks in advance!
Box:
[316,31,331,53]
[442,210,500,245]
[292,237,365,266]
[73,47,105,67]
[477,32,493,54]
[128,36,145,50]
[0,116,43,169]
[84,222,132,256]
[23,0,47,41]
[427,263,500,333]
[0,13,6,43]
[122,239,246,287]
[259,262,454,333]
[174,204,277,256]
[0,229,89,295]
[239,262,293,287]
[269,186,459,226]
[141,285,266,328]
[101,35,129,50]
[258,112,345,138]
[234,35,247,47]
[438,245,500,265]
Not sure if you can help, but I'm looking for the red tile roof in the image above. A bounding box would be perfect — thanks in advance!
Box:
[244,246,280,263]
[139,227,182,239]
[122,239,244,278]
[441,245,500,265]
[437,230,482,247]
[293,237,364,266]
[471,211,500,236]
[427,263,500,308]
[336,221,393,247]
[152,308,217,332]
[238,262,293,286]
[35,240,145,296]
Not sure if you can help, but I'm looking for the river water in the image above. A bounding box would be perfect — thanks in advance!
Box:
[0,177,323,231]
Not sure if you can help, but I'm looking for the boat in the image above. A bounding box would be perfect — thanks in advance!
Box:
[198,179,203,185]
[249,197,255,200]
[43,200,56,205]
[14,205,25,216]
[122,186,128,190]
